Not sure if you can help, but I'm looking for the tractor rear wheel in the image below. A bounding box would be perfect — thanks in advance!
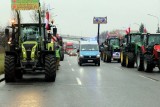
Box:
[126,52,134,68]
[5,55,16,82]
[120,52,126,66]
[136,52,144,71]
[45,55,56,82]
[144,55,153,72]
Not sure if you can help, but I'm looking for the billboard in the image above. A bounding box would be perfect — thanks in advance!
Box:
[11,0,39,10]
[93,17,107,24]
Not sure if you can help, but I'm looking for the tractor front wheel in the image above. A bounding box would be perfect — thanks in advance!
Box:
[45,55,56,82]
[5,55,16,82]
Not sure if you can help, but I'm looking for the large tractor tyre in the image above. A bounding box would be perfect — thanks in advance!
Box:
[106,52,112,63]
[5,55,16,82]
[120,52,126,66]
[15,70,23,79]
[144,55,153,73]
[126,53,135,68]
[136,52,144,71]
[45,55,56,82]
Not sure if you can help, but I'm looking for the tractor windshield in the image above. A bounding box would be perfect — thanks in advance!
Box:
[110,39,119,46]
[81,44,99,51]
[148,34,160,45]
[131,35,141,43]
[21,26,39,42]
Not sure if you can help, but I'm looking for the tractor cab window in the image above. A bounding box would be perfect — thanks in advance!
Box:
[148,34,160,46]
[131,35,141,43]
[21,26,39,42]
[110,39,119,46]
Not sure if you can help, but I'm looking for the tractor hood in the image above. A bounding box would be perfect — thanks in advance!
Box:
[154,45,160,52]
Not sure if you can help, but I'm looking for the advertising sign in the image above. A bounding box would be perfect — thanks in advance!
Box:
[93,17,107,24]
[11,0,39,10]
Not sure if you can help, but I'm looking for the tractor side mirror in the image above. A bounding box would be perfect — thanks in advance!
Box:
[5,28,9,36]
[53,28,57,36]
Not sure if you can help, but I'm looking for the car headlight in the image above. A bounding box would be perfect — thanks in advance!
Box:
[96,54,100,58]
[80,55,84,58]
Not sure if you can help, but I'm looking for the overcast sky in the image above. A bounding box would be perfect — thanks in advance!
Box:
[0,0,160,36]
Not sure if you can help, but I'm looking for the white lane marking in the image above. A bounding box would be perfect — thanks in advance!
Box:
[76,77,82,85]
[71,68,75,71]
[139,75,158,82]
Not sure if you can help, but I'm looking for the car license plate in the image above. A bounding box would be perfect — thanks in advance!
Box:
[88,60,93,62]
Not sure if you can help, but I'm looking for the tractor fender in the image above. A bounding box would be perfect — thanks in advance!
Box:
[153,45,160,59]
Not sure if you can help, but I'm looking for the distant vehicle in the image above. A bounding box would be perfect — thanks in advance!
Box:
[77,39,100,66]
[68,49,77,56]
[65,42,74,54]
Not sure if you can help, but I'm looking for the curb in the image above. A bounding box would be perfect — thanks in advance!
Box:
[0,74,4,82]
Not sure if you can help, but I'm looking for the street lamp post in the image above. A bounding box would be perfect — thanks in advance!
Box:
[147,14,160,33]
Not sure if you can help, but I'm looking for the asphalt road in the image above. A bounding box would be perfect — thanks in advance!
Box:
[0,54,160,107]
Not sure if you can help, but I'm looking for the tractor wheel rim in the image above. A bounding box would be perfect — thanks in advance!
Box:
[137,55,140,67]
[126,56,128,65]
[144,60,147,70]
[121,52,123,62]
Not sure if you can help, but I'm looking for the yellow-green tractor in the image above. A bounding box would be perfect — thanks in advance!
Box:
[4,3,57,82]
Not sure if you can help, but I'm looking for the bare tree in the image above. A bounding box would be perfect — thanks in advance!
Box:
[30,10,39,23]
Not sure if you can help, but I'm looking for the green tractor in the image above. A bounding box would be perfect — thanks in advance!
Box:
[4,9,57,82]
[120,33,145,69]
[102,36,121,62]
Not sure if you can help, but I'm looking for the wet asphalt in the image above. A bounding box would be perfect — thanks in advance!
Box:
[0,54,160,107]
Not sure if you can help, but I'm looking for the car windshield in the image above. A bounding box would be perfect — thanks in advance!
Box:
[131,35,141,43]
[110,39,119,45]
[80,44,99,51]
[21,26,39,42]
[148,34,160,45]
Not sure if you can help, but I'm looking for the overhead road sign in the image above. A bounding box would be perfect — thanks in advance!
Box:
[11,0,39,10]
[93,17,107,24]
